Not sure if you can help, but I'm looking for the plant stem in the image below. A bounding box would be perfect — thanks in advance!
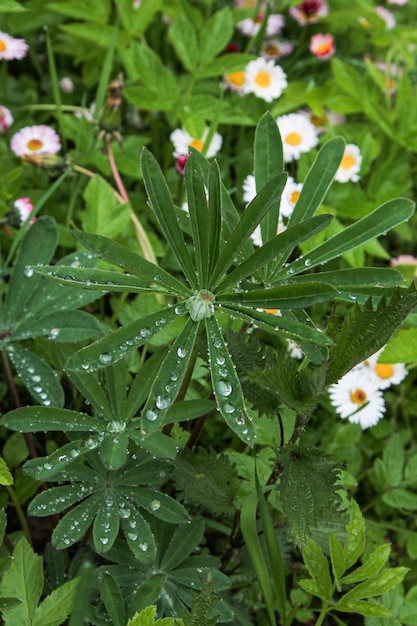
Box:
[5,485,33,546]
[315,602,329,626]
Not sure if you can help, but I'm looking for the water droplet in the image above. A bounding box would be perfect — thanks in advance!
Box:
[216,381,232,397]
[212,337,221,348]
[177,347,188,359]
[218,368,228,378]
[304,258,312,267]
[119,508,131,519]
[58,455,68,463]
[100,537,109,545]
[24,266,34,277]
[156,395,171,410]
[170,371,179,381]
[127,532,138,541]
[349,293,357,301]
[215,356,225,365]
[235,414,246,426]
[81,362,90,370]
[99,352,113,364]
[43,462,53,470]
[145,409,158,422]
[286,267,295,275]
[32,375,41,383]
[49,328,60,338]
[223,403,235,414]
[139,542,148,552]
[150,499,161,511]
[175,305,184,315]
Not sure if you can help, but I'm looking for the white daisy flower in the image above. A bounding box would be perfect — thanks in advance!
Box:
[10,125,61,157]
[334,143,362,183]
[276,113,319,162]
[328,369,385,429]
[237,13,285,38]
[280,176,302,219]
[0,106,13,134]
[170,126,222,158]
[12,197,36,226]
[362,349,408,390]
[242,174,257,204]
[243,58,287,102]
[250,224,263,247]
[223,70,246,95]
[261,39,294,61]
[0,31,28,61]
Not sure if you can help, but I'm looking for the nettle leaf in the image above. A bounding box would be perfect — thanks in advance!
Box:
[275,446,341,546]
[173,448,240,515]
[326,283,417,385]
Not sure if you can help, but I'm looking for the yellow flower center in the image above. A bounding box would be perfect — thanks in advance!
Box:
[350,388,367,405]
[189,139,204,152]
[263,308,280,316]
[340,154,356,169]
[227,71,245,87]
[264,43,280,56]
[290,190,300,204]
[315,42,333,56]
[375,363,394,379]
[311,113,327,126]
[27,139,43,152]
[242,0,256,6]
[285,132,302,146]
[254,71,271,88]
[0,39,6,52]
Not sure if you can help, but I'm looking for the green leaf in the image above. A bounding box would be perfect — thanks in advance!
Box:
[195,53,254,79]
[11,309,102,343]
[161,517,205,571]
[65,304,181,372]
[344,500,366,570]
[302,538,333,602]
[0,0,26,12]
[28,484,95,517]
[140,148,197,288]
[1,406,102,433]
[0,458,13,486]
[82,175,130,238]
[67,562,94,626]
[52,494,102,549]
[32,265,150,293]
[32,577,79,626]
[100,433,129,470]
[73,230,190,297]
[23,440,98,481]
[120,505,157,563]
[100,572,126,626]
[127,576,166,618]
[3,217,58,326]
[329,534,346,591]
[0,537,43,626]
[277,198,415,279]
[219,283,337,309]
[140,316,199,435]
[119,487,190,524]
[200,7,233,65]
[209,174,287,289]
[168,14,199,72]
[336,600,392,618]
[5,345,64,408]
[380,328,417,363]
[185,154,211,286]
[206,315,255,444]
[341,567,409,603]
[341,544,391,584]
[93,497,120,552]
[382,488,417,511]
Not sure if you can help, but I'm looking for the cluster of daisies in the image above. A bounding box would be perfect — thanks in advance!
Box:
[328,349,408,429]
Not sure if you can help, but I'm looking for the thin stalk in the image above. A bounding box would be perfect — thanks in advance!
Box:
[315,602,330,626]
[5,485,33,546]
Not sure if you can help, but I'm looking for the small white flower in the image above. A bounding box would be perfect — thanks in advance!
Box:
[375,6,396,29]
[170,127,222,158]
[59,77,74,93]
[261,39,293,61]
[276,113,319,162]
[237,13,285,38]
[13,197,36,225]
[243,58,287,102]
[334,143,362,183]
[329,369,385,429]
[280,176,302,219]
[362,349,408,389]
[0,105,13,133]
[250,224,263,247]
[288,339,303,359]
[0,31,28,60]
[242,174,257,204]
[10,125,61,157]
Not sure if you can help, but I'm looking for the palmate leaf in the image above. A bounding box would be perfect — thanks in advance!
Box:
[326,282,417,385]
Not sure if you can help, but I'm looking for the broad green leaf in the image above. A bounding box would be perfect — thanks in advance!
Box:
[94,497,120,552]
[73,230,190,297]
[240,490,276,626]
[0,537,43,626]
[118,0,163,37]
[209,174,287,289]
[380,328,417,363]
[124,350,167,420]
[5,345,64,408]
[32,577,79,626]
[302,539,333,602]
[168,15,199,72]
[0,458,13,486]
[341,544,391,584]
[215,214,334,294]
[289,267,402,292]
[276,198,415,279]
[120,505,157,563]
[105,359,128,420]
[344,501,366,570]
[340,567,409,603]
[255,467,287,621]
[100,572,126,626]
[140,317,199,435]
[66,369,114,418]
[141,148,197,288]
[336,600,392,618]
[382,433,404,488]
[382,488,417,510]
[164,398,216,424]
[161,517,205,571]
[52,494,102,549]
[199,7,233,65]
[206,315,255,444]
[32,265,151,293]
[130,431,177,458]
[28,484,95,517]
[99,433,129,470]
[0,0,26,12]
[46,0,111,22]
[1,406,102,433]
[0,509,7,544]
[3,216,58,326]
[82,175,130,238]
[195,53,254,79]
[65,304,182,372]
[185,154,210,286]
[11,309,102,343]
[219,283,337,309]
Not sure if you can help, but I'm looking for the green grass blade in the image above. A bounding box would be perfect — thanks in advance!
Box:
[45,26,66,152]
[140,147,197,288]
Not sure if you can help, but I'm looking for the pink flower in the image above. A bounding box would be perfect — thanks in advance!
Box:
[13,197,36,226]
[391,255,417,277]
[309,33,335,59]
[0,106,13,133]
[10,125,61,157]
[375,6,396,29]
[59,77,74,93]
[175,154,189,176]
[290,0,329,25]
[0,31,28,60]
[237,13,285,38]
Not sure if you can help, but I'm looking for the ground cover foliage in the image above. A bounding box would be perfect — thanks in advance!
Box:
[1,0,417,624]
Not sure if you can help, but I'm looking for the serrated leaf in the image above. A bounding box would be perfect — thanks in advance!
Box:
[379,328,417,363]
[341,544,391,585]
[329,534,346,590]
[32,577,79,626]
[0,458,13,486]
[336,600,392,618]
[302,538,333,602]
[344,501,366,570]
[382,488,417,510]
[340,566,409,603]
[0,537,43,626]
[5,345,64,408]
